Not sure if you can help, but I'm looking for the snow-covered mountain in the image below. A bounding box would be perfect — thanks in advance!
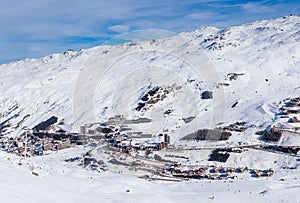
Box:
[1,15,300,139]
[1,15,300,203]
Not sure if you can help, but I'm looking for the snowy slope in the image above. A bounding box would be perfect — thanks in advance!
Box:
[1,15,300,140]
[0,148,299,203]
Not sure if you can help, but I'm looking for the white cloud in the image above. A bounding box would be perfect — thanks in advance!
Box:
[242,2,276,14]
[108,25,131,33]
[28,47,45,52]
[186,12,217,20]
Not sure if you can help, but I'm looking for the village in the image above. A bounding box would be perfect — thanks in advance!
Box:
[0,115,171,159]
[0,96,299,181]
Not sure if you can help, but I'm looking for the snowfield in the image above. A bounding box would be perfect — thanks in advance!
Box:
[0,15,300,202]
[1,149,299,203]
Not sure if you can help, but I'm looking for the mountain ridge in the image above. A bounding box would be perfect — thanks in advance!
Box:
[0,15,300,140]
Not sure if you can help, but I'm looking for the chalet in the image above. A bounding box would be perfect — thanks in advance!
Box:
[288,117,299,123]
[120,140,130,147]
[287,109,300,114]
[143,141,159,150]
[132,143,141,150]
[57,140,71,150]
[43,143,54,151]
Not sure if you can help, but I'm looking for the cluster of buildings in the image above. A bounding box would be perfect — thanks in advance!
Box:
[249,168,274,177]
[80,115,171,155]
[83,130,170,154]
[221,121,248,132]
[0,127,74,157]
[106,132,170,155]
[277,97,300,125]
[0,116,83,157]
[165,164,274,180]
[0,114,173,158]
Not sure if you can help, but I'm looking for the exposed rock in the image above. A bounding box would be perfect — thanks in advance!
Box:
[33,116,58,132]
[208,149,230,162]
[201,91,213,99]
[182,116,196,123]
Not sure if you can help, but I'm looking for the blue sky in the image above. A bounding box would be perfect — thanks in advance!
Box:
[0,0,299,64]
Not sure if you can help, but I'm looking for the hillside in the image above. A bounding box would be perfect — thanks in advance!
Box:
[0,15,299,138]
